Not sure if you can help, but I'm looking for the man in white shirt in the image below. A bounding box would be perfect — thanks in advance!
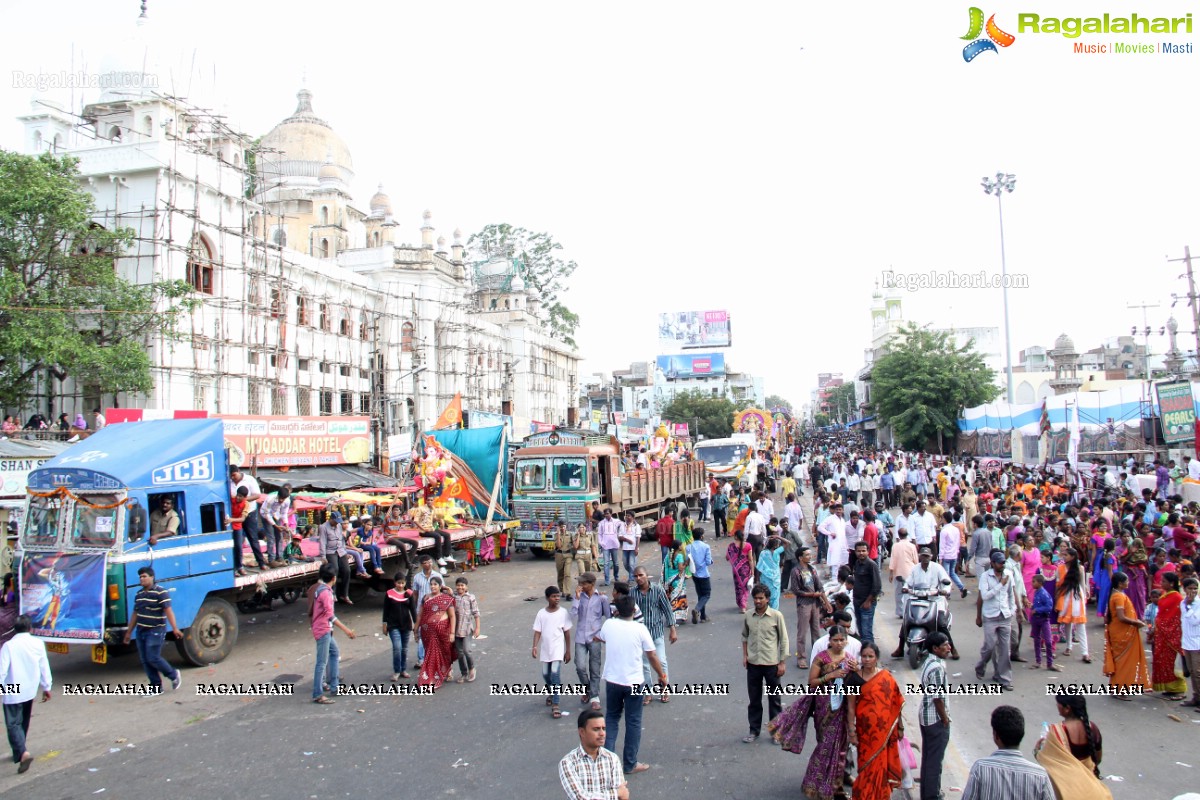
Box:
[619,513,640,578]
[744,506,768,559]
[784,493,805,533]
[754,492,775,522]
[809,610,862,663]
[909,500,938,548]
[975,552,1016,690]
[595,596,666,775]
[846,471,861,505]
[892,547,959,660]
[0,615,53,773]
[818,504,849,574]
[1188,456,1200,482]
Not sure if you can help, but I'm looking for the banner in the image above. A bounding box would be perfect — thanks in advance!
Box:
[672,423,690,437]
[20,552,107,643]
[531,421,555,434]
[467,410,512,435]
[655,353,726,378]
[657,310,732,350]
[221,415,371,467]
[1156,381,1196,444]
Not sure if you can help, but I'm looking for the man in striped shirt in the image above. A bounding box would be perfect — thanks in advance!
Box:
[631,567,676,701]
[961,705,1054,800]
[558,708,628,800]
[122,567,183,693]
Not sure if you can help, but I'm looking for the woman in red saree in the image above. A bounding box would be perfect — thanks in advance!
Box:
[847,642,904,800]
[1152,572,1188,699]
[1103,572,1151,695]
[418,576,457,690]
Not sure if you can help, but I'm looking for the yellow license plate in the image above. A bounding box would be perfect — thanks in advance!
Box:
[91,645,107,664]
[46,642,69,654]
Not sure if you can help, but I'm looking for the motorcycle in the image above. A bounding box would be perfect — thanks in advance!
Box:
[901,579,953,670]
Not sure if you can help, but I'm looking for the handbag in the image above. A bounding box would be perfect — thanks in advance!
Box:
[898,735,918,771]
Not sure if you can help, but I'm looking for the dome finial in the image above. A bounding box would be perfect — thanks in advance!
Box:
[295,86,314,115]
[139,0,148,19]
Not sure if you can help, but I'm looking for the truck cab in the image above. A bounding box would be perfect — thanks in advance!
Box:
[693,436,757,487]
[19,418,238,665]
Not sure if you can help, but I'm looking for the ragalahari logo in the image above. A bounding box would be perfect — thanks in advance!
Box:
[962,7,1016,61]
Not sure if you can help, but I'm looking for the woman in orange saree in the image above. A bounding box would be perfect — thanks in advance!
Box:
[1103,572,1151,696]
[847,642,904,800]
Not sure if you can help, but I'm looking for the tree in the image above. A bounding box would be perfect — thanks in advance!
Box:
[764,394,793,412]
[872,323,1000,451]
[467,223,579,347]
[827,383,858,423]
[660,391,737,440]
[812,412,832,428]
[0,150,197,410]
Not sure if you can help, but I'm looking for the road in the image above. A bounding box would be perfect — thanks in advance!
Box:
[0,486,1193,799]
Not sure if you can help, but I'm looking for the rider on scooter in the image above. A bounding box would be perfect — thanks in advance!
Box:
[892,546,960,660]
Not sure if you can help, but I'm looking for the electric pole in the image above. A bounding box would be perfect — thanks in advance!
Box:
[1168,246,1200,374]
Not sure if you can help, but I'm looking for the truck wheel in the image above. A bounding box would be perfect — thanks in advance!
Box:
[529,548,550,559]
[348,581,371,603]
[279,587,302,605]
[175,597,239,666]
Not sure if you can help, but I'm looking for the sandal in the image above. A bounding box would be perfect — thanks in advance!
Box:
[643,696,651,706]
[1082,655,1092,664]
[1048,664,1064,671]
[546,696,553,706]
[552,705,562,718]
[313,696,336,705]
[400,672,411,679]
[467,669,476,682]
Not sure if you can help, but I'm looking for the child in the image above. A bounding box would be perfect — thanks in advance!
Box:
[453,577,481,683]
[1029,573,1060,671]
[532,586,571,719]
[284,533,313,564]
[353,518,385,575]
[225,485,267,576]
[1144,588,1162,635]
[342,519,370,579]
[830,592,858,636]
[382,573,417,681]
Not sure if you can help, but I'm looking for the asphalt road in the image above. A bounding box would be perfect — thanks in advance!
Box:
[0,487,1194,800]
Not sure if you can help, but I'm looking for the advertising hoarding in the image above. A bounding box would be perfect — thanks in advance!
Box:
[655,353,726,379]
[657,310,732,350]
[1156,381,1196,444]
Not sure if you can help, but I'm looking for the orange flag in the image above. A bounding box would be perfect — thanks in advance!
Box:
[434,393,464,430]
[443,476,474,505]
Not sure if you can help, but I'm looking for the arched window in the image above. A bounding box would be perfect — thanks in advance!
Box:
[187,236,214,294]
[297,295,311,326]
[272,227,287,247]
[373,231,381,246]
[33,131,42,150]
[143,115,153,135]
[319,303,330,331]
[401,322,415,353]
[339,309,352,337]
[319,238,330,259]
[319,206,329,225]
[109,125,123,142]
[52,133,61,150]
[359,311,369,340]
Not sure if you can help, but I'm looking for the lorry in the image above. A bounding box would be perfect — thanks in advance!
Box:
[509,428,707,555]
[16,418,495,665]
[693,435,758,487]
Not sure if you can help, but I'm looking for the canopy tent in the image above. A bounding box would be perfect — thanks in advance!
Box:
[959,385,1181,434]
[254,464,397,492]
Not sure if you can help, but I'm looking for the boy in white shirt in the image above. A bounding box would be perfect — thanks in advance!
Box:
[532,586,572,719]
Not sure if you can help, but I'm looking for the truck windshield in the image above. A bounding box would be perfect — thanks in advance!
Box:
[516,459,547,491]
[695,444,746,465]
[71,493,123,549]
[23,495,63,548]
[552,457,586,490]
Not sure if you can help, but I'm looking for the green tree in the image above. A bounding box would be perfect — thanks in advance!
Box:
[467,223,579,347]
[872,323,1000,450]
[827,383,858,422]
[0,150,197,410]
[660,390,737,440]
[764,394,793,412]
[812,412,832,427]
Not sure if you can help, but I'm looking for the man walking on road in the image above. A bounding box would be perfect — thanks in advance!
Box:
[595,596,666,776]
[687,529,713,623]
[631,567,676,702]
[888,528,918,618]
[976,551,1016,691]
[788,547,827,669]
[310,562,357,704]
[742,583,789,743]
[123,566,183,694]
[0,615,52,773]
[851,541,881,644]
[919,632,953,800]
[571,573,610,710]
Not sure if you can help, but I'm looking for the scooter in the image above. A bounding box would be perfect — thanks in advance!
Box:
[902,579,953,670]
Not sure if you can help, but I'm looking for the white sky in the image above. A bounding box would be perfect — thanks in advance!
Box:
[2,1,1197,412]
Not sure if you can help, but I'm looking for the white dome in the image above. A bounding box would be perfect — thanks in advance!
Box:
[97,11,158,103]
[510,274,526,292]
[258,89,355,185]
[369,184,392,214]
[478,257,510,278]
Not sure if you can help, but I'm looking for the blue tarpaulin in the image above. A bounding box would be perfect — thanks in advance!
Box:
[426,426,509,519]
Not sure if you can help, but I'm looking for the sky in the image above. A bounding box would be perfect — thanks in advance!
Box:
[2,1,1197,413]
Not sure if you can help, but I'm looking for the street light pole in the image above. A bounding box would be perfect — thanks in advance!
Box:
[981,172,1016,402]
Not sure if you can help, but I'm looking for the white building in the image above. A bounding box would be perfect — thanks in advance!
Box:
[14,12,580,463]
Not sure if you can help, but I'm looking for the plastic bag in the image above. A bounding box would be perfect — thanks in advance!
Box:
[898,735,918,771]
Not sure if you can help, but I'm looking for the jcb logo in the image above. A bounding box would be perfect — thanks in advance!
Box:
[152,453,215,485]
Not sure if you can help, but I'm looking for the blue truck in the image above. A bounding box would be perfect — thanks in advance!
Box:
[16,418,492,666]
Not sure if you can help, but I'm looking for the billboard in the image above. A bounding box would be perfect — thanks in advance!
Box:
[220,416,371,467]
[658,310,732,350]
[655,353,726,379]
[106,410,373,467]
[1156,381,1196,444]
[20,552,107,643]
